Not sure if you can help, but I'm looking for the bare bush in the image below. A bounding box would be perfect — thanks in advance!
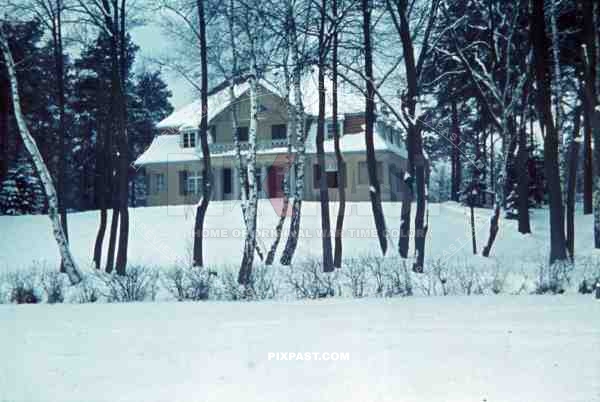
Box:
[383,258,412,297]
[40,270,66,303]
[454,262,483,295]
[342,258,367,297]
[96,266,159,302]
[8,270,39,304]
[247,264,277,300]
[72,275,101,303]
[286,258,338,299]
[163,265,216,301]
[535,261,572,294]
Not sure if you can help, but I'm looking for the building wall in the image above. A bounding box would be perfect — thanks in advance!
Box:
[210,88,290,145]
[143,150,408,207]
[303,151,409,202]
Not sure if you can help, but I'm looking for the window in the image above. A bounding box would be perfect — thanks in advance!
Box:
[182,131,196,148]
[358,161,382,185]
[326,121,342,139]
[313,164,346,189]
[223,168,232,194]
[154,173,165,193]
[187,171,203,195]
[237,126,249,142]
[271,124,287,140]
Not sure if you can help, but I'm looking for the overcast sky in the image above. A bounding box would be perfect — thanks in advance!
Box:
[130,24,195,109]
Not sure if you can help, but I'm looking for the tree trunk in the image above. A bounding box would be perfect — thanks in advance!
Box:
[566,106,582,259]
[396,0,427,271]
[265,49,293,266]
[280,8,307,266]
[239,73,259,285]
[517,112,531,234]
[482,203,499,257]
[0,30,81,285]
[470,203,477,254]
[363,0,388,256]
[317,0,334,272]
[580,0,600,247]
[114,0,130,275]
[93,120,109,269]
[583,104,593,214]
[451,99,461,202]
[531,0,567,264]
[225,2,265,262]
[332,0,346,269]
[193,0,211,268]
[52,3,69,273]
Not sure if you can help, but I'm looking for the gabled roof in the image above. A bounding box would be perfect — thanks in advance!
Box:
[155,79,282,131]
[155,70,367,131]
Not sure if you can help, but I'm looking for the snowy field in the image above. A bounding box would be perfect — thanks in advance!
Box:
[1,295,599,402]
[0,200,597,271]
[1,203,600,401]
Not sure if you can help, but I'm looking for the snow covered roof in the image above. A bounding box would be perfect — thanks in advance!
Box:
[156,79,283,131]
[304,124,407,158]
[156,70,366,131]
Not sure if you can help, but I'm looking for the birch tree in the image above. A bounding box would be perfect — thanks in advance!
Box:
[0,29,82,284]
[280,0,309,266]
[192,0,212,267]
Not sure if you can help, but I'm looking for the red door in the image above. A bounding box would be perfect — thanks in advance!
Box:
[267,166,285,198]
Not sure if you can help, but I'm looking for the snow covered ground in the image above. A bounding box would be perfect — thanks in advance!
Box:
[0,200,597,271]
[1,295,598,402]
[1,203,599,401]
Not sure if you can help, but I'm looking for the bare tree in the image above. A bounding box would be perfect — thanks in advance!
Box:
[362,0,388,257]
[0,28,82,284]
[192,0,212,267]
[531,0,567,264]
[280,0,309,266]
[332,0,346,268]
[316,0,334,272]
[387,0,439,271]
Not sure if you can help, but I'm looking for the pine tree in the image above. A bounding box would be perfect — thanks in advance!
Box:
[0,155,45,215]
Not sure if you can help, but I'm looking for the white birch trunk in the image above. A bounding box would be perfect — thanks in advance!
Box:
[239,71,259,285]
[280,30,307,265]
[0,31,82,285]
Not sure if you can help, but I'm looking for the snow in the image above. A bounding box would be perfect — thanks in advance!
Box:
[135,129,407,165]
[304,130,408,158]
[155,72,365,132]
[1,202,600,400]
[0,201,597,273]
[0,295,598,402]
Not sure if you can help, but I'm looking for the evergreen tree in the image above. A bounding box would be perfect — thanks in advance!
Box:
[0,154,45,215]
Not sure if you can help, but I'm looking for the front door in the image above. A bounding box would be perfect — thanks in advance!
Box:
[267,165,286,198]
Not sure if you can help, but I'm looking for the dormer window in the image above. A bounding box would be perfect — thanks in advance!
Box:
[182,131,196,148]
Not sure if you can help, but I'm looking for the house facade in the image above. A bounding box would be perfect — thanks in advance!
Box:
[134,77,409,206]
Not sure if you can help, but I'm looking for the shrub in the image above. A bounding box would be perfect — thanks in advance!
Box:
[41,271,66,304]
[163,265,216,301]
[97,265,159,302]
[286,258,338,299]
[535,261,571,294]
[383,258,413,297]
[8,271,39,304]
[342,258,367,298]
